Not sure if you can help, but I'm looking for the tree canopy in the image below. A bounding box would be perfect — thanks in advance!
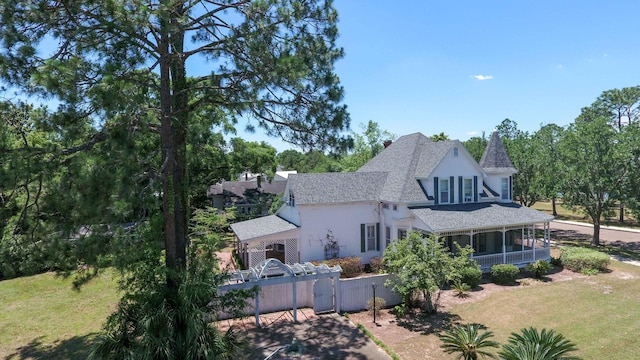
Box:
[0,0,351,356]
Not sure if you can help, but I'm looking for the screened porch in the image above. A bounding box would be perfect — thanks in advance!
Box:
[440,222,552,271]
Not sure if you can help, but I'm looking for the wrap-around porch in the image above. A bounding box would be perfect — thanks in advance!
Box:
[438,222,551,271]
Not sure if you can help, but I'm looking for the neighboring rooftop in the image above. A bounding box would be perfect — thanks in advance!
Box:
[479,131,516,173]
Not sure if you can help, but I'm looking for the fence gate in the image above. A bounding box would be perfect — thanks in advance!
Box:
[313,278,334,314]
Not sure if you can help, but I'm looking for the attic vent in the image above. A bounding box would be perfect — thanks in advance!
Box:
[453,147,459,157]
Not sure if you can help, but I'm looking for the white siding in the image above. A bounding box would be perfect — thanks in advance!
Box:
[427,148,484,204]
[298,202,382,263]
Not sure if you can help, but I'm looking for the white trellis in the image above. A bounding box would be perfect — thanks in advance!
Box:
[219,258,342,327]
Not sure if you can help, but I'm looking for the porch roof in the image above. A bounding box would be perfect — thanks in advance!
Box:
[230,215,298,242]
[409,202,553,233]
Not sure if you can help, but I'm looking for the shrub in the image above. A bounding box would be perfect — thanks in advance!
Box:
[526,260,553,279]
[491,264,520,285]
[459,265,483,288]
[369,256,385,273]
[550,256,562,266]
[452,280,471,298]
[318,256,363,278]
[367,297,386,314]
[393,304,407,318]
[560,247,609,274]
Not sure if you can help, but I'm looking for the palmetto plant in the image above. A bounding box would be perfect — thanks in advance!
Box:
[498,327,581,360]
[440,323,500,360]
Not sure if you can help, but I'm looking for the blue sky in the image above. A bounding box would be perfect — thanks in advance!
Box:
[240,0,640,151]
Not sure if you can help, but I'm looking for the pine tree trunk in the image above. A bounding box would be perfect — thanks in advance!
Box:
[159,3,188,291]
[619,203,624,223]
[551,197,558,216]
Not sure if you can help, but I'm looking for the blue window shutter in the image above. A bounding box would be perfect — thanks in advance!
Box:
[473,176,478,202]
[361,224,366,252]
[458,176,463,203]
[376,223,380,251]
[449,176,455,204]
[434,177,439,204]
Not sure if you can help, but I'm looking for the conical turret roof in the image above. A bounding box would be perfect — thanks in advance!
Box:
[479,131,516,173]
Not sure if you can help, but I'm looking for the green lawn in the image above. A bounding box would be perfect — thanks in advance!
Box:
[451,261,640,359]
[386,259,640,360]
[0,271,120,359]
[3,259,640,359]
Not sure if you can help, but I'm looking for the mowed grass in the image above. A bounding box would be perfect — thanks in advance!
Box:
[0,271,120,359]
[389,260,640,360]
[452,261,640,359]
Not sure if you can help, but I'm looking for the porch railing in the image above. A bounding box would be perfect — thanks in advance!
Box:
[474,247,550,271]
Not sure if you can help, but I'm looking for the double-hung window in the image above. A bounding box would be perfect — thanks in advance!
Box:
[439,178,449,204]
[385,226,391,246]
[367,224,376,251]
[463,178,473,203]
[501,177,510,200]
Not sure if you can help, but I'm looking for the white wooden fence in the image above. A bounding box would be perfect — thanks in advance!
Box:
[219,273,402,319]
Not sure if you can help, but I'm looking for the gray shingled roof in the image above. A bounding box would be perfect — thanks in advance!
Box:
[357,133,459,203]
[479,131,516,172]
[410,203,553,233]
[287,172,388,205]
[230,215,298,242]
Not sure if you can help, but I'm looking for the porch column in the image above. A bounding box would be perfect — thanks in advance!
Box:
[469,231,474,258]
[502,227,506,264]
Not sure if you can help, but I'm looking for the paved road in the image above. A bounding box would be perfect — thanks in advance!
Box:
[550,220,640,250]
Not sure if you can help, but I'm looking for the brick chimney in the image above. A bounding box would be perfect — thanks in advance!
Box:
[383,140,392,148]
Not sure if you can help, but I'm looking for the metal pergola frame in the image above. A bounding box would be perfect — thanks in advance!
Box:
[218,258,342,327]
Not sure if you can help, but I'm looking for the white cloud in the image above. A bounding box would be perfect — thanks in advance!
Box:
[466,131,479,136]
[472,75,493,81]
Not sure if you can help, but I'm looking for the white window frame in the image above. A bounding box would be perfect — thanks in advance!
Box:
[366,224,376,251]
[463,178,473,203]
[501,177,509,200]
[439,178,450,204]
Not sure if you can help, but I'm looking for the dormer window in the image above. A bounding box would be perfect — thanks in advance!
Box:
[453,147,458,157]
[463,178,473,202]
[439,178,450,204]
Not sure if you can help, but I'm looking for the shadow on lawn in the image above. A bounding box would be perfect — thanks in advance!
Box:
[395,310,461,336]
[7,334,96,360]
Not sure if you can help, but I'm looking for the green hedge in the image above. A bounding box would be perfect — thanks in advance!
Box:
[560,247,609,274]
[491,263,520,285]
[459,265,483,288]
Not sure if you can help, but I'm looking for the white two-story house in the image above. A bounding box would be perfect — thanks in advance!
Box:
[231,131,553,271]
